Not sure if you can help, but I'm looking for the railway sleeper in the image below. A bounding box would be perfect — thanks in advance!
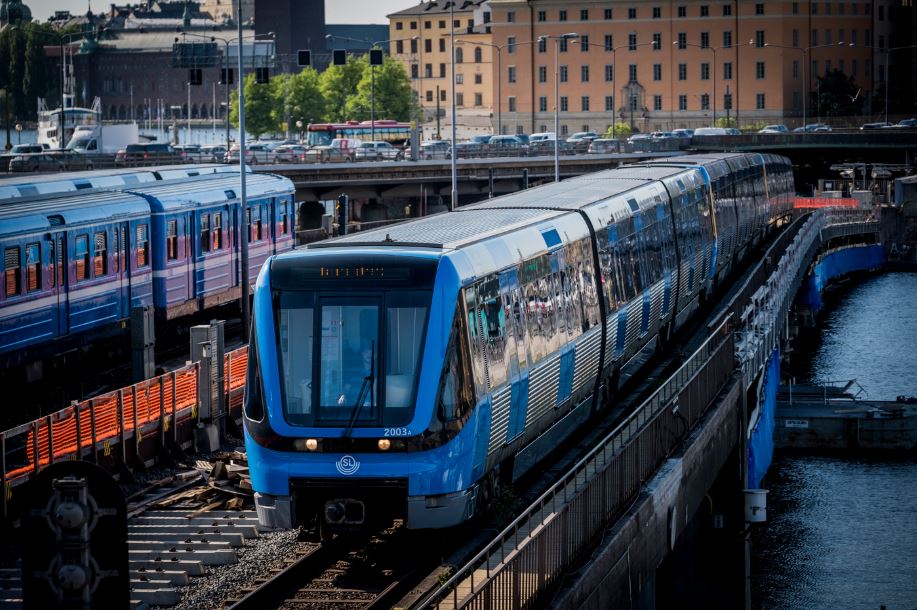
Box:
[128,548,237,566]
[128,524,260,539]
[129,559,205,576]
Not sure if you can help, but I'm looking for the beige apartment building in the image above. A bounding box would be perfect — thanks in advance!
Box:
[388,1,496,138]
[479,0,911,134]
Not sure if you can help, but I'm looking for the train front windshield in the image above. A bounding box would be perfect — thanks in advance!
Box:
[275,290,431,428]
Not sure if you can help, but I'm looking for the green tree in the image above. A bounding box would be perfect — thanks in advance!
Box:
[603,122,632,139]
[23,26,48,121]
[714,117,737,128]
[814,69,863,119]
[319,54,366,122]
[344,55,416,123]
[7,28,25,120]
[229,72,276,138]
[274,67,325,135]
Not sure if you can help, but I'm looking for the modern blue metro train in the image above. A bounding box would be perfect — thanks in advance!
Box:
[243,153,794,534]
[0,169,295,365]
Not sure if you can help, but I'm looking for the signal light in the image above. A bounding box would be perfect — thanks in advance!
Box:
[332,49,346,66]
[297,50,312,67]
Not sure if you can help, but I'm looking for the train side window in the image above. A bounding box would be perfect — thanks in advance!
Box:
[137,224,149,267]
[478,277,506,388]
[26,243,40,292]
[213,214,223,250]
[4,246,20,297]
[166,220,178,260]
[279,206,288,235]
[438,303,475,422]
[49,239,56,288]
[200,214,211,254]
[75,236,90,281]
[93,232,107,277]
[256,207,263,241]
[463,286,487,394]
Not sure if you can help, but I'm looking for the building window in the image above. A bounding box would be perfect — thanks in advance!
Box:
[792,29,798,48]
[474,47,482,63]
[581,96,590,111]
[701,94,710,110]
[508,96,516,112]
[605,64,614,81]
[678,64,687,80]
[25,243,39,292]
[653,95,662,111]
[580,8,588,20]
[852,59,858,78]
[93,231,107,277]
[724,93,732,110]
[424,20,431,29]
[628,7,637,19]
[604,34,613,51]
[756,93,765,109]
[677,33,686,49]
[538,66,547,83]
[410,21,417,29]
[4,247,20,296]
[538,38,547,53]
[629,64,638,82]
[425,64,433,78]
[560,96,568,111]
[507,37,516,54]
[678,95,687,110]
[456,73,464,84]
[438,20,446,28]
[700,5,709,16]
[200,213,211,253]
[701,32,710,48]
[137,224,149,267]
[581,65,589,82]
[441,89,447,101]
[507,11,516,22]
[561,125,568,136]
[812,29,819,46]
[628,33,637,51]
[812,60,818,79]
[825,30,832,46]
[792,2,798,14]
[396,40,404,54]
[426,90,433,102]
[811,2,818,14]
[605,95,614,111]
[440,63,446,77]
[456,47,464,63]
[723,4,732,16]
[508,66,516,83]
[792,59,799,79]
[653,64,662,81]
[724,61,732,80]
[580,35,589,52]
[756,61,765,79]
[438,39,444,52]
[539,96,548,112]
[755,30,765,47]
[653,6,661,18]
[167,220,178,260]
[560,65,568,82]
[474,93,483,107]
[723,31,732,48]
[560,38,569,52]
[838,29,845,44]
[653,33,662,49]
[827,1,833,15]
[396,22,403,30]
[755,3,764,14]
[701,63,710,80]
[537,10,546,21]
[678,5,686,17]
[559,9,567,21]
[604,8,613,19]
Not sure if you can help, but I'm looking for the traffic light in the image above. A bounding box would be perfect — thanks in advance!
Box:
[220,67,234,85]
[188,68,203,86]
[369,48,384,66]
[332,49,346,66]
[297,49,312,67]
[255,67,270,84]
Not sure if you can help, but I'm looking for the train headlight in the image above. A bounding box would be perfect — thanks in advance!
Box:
[377,438,391,451]
[293,438,319,451]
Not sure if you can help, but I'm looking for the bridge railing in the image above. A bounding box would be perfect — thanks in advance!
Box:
[422,317,734,610]
[1,346,249,521]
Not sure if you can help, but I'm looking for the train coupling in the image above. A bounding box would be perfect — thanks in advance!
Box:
[324,498,366,525]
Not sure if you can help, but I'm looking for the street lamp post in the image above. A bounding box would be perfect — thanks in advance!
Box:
[676,42,718,126]
[539,33,579,182]
[870,44,917,124]
[455,39,502,135]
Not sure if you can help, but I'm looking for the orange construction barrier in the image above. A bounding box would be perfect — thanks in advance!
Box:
[794,197,860,209]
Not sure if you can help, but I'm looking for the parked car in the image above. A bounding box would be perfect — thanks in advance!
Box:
[860,122,894,130]
[758,124,789,134]
[174,144,204,163]
[487,135,529,156]
[10,143,44,155]
[513,134,530,146]
[353,141,404,161]
[587,138,621,154]
[224,143,274,164]
[891,118,917,128]
[409,140,451,160]
[528,138,570,156]
[305,137,361,163]
[627,133,652,143]
[693,127,728,136]
[200,145,227,163]
[272,144,309,163]
[793,123,832,132]
[671,129,694,139]
[115,143,180,166]
[650,131,676,139]
[470,134,494,145]
[454,141,485,158]
[9,151,94,172]
[528,132,556,143]
[566,131,598,144]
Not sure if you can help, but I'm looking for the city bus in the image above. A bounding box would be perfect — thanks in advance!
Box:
[306,120,412,147]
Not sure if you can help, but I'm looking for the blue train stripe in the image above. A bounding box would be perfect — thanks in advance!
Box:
[557,345,576,405]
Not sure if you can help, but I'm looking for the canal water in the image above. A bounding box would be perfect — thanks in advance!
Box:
[751,272,917,610]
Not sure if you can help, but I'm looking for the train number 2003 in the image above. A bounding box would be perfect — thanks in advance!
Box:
[384,427,410,437]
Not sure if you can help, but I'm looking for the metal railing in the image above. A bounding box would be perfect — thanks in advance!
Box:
[1,346,248,520]
[423,317,734,609]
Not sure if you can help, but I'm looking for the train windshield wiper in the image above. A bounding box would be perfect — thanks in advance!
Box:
[342,340,374,439]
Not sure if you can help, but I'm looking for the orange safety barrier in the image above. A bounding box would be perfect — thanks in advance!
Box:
[794,197,860,209]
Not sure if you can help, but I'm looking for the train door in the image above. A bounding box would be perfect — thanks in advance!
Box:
[116,222,129,318]
[50,231,69,336]
[183,212,194,300]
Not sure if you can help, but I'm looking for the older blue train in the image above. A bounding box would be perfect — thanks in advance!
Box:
[243,152,794,534]
[0,167,295,366]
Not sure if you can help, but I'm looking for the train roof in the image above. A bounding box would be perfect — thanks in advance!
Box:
[124,172,293,211]
[0,190,150,236]
[0,164,239,202]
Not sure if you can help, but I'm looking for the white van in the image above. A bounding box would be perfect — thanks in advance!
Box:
[693,127,728,136]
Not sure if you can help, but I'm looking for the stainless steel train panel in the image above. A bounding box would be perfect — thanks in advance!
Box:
[572,327,602,395]
[487,385,512,457]
[525,351,561,428]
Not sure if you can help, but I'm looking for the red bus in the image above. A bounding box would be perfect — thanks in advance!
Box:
[306,120,412,147]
